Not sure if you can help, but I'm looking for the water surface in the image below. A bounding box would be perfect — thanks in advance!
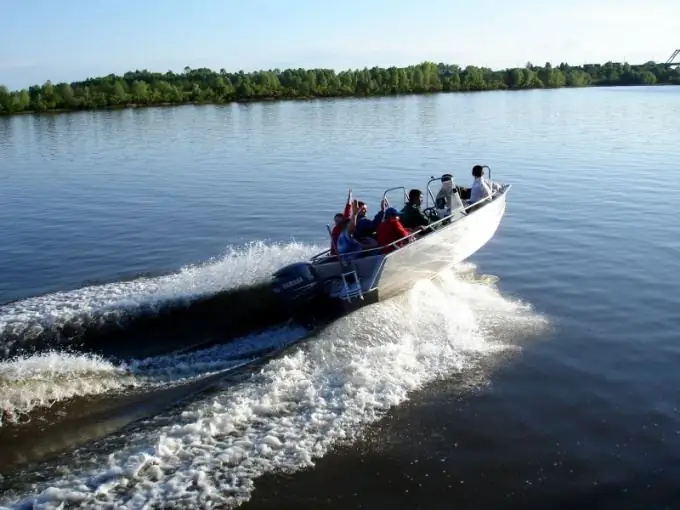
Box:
[0,86,679,509]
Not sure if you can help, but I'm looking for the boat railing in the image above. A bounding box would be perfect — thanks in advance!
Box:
[424,165,494,210]
[310,185,507,264]
[382,186,409,208]
[424,176,443,209]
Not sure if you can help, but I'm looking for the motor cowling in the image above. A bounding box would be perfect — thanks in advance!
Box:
[271,262,323,306]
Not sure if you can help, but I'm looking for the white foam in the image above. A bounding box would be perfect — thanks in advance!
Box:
[5,267,547,510]
[0,240,319,424]
[0,241,321,341]
[0,352,135,426]
[0,324,308,427]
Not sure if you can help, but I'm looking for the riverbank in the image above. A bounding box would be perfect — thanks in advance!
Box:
[1,83,679,119]
[1,60,678,117]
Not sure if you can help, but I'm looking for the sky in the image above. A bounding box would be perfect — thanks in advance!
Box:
[0,0,678,89]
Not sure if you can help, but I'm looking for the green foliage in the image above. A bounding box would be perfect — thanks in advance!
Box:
[1,60,678,115]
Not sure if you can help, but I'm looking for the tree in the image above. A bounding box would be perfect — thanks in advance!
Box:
[43,80,56,108]
[507,68,525,89]
[57,83,75,108]
[462,66,485,90]
[15,90,30,110]
[112,81,127,104]
[131,80,149,103]
[0,85,11,113]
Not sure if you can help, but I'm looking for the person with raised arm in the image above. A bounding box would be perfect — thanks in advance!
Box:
[336,199,373,261]
[330,188,353,255]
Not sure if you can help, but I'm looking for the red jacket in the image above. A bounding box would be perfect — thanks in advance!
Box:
[376,218,410,254]
[330,202,352,255]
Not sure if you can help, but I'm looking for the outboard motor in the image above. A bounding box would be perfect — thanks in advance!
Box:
[271,262,323,308]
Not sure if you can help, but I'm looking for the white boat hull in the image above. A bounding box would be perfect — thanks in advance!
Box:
[372,186,507,299]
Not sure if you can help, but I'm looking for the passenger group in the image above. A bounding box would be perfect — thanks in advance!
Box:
[330,165,500,259]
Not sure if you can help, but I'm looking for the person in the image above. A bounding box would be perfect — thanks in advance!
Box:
[330,189,353,255]
[336,199,374,261]
[469,165,500,205]
[336,224,364,260]
[376,207,412,254]
[400,189,431,230]
[355,200,385,240]
[435,173,465,216]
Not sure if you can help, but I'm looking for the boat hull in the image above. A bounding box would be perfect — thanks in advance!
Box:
[373,186,507,299]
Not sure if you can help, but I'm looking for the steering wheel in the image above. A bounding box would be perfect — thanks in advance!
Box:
[423,207,440,222]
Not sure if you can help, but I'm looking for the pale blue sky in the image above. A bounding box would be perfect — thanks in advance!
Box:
[0,0,677,89]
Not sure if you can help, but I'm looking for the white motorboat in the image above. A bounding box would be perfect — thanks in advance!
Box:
[271,167,510,322]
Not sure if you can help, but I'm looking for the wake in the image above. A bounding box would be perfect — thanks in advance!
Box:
[0,241,321,425]
[3,263,549,509]
[0,241,321,361]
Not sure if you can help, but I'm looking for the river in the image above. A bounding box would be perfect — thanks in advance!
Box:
[0,86,679,509]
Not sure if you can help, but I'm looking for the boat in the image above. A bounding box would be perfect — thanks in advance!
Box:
[270,167,510,323]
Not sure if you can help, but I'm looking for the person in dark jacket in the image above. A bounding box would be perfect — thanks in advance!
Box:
[400,189,431,230]
[354,200,388,241]
[355,201,382,237]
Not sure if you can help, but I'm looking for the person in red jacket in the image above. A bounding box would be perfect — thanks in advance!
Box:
[330,189,353,255]
[376,207,412,254]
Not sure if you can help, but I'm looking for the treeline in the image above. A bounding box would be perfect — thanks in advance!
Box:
[1,60,678,115]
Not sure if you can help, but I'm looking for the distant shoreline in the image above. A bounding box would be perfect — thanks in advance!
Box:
[0,84,676,119]
[1,61,678,117]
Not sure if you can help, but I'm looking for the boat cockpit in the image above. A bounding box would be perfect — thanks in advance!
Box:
[312,166,505,264]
